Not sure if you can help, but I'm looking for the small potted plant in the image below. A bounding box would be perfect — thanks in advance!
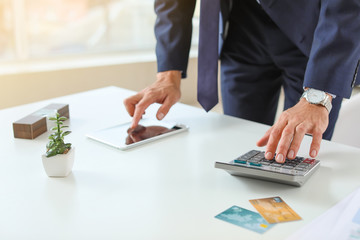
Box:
[42,113,74,177]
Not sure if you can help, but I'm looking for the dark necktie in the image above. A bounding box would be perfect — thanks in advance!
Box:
[197,0,220,112]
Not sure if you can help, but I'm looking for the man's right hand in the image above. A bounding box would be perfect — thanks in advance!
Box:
[123,70,182,129]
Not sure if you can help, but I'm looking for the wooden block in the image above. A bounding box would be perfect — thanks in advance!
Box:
[49,104,69,118]
[13,103,70,140]
[33,103,70,119]
[13,115,47,139]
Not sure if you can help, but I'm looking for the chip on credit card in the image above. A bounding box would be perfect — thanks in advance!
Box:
[249,196,302,224]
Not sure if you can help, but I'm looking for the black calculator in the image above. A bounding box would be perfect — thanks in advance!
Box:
[215,150,320,187]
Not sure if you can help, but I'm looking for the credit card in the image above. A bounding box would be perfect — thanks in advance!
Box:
[249,196,302,224]
[215,205,275,234]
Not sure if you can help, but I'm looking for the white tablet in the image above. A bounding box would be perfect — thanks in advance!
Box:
[86,118,189,150]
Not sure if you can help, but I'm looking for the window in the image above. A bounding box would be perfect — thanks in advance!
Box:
[0,0,199,63]
[0,0,15,61]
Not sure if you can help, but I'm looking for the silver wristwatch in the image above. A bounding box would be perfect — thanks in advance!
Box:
[301,88,332,113]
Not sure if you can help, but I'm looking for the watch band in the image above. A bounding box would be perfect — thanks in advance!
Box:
[322,94,332,113]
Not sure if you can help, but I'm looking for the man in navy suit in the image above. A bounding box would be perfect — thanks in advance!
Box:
[124,0,360,163]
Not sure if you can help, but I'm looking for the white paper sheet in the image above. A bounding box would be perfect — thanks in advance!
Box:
[288,187,360,240]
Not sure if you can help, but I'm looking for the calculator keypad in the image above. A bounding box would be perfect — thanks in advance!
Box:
[232,150,317,176]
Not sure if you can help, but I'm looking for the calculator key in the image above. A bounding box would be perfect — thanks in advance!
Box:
[287,163,298,167]
[294,169,307,175]
[241,150,260,159]
[259,161,270,166]
[248,159,260,164]
[249,162,262,167]
[294,166,307,171]
[234,159,247,164]
[252,155,263,161]
[236,156,249,160]
[282,165,294,169]
[303,159,316,164]
[297,163,310,168]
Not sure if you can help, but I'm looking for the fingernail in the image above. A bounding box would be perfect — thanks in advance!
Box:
[311,150,317,158]
[288,150,295,159]
[265,152,273,160]
[276,153,285,163]
[158,113,164,120]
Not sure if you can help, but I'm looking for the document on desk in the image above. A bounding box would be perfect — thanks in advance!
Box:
[287,187,360,240]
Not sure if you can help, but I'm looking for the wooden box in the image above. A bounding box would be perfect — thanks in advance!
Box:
[13,103,70,139]
[13,115,47,139]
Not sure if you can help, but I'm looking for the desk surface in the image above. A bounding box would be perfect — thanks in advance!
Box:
[1,86,359,240]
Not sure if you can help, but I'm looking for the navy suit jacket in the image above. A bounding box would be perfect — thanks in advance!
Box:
[154,0,360,98]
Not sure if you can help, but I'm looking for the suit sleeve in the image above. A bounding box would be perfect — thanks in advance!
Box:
[154,0,197,78]
[304,0,360,98]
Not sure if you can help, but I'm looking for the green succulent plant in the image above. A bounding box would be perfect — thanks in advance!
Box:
[46,113,72,157]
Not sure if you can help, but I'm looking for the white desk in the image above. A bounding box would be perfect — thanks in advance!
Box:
[1,86,359,239]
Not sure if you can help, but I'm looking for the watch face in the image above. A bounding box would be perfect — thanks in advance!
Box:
[306,89,325,104]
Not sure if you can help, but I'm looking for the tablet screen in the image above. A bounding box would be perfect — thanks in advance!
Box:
[86,119,188,150]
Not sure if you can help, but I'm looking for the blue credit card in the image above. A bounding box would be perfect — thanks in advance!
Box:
[215,205,275,234]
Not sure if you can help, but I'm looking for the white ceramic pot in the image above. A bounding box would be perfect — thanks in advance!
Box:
[42,147,75,177]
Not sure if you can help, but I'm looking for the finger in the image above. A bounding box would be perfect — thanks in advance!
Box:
[156,97,176,120]
[310,130,322,158]
[131,99,153,129]
[123,94,143,117]
[275,125,294,163]
[125,136,133,145]
[287,123,307,159]
[256,127,272,147]
[130,132,143,143]
[265,120,287,160]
